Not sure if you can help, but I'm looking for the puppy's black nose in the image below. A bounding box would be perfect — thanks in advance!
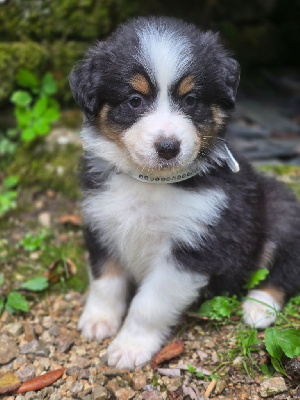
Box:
[155,139,181,160]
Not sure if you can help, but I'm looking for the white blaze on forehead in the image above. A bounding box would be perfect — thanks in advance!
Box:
[136,23,193,91]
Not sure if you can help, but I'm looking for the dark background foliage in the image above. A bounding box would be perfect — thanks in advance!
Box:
[0,0,299,106]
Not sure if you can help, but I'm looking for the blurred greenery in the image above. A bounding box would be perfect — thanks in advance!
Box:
[0,0,299,106]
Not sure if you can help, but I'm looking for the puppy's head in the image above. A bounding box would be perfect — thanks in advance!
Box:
[69,17,240,176]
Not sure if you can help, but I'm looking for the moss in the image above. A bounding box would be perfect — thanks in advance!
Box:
[7,142,82,200]
[0,42,48,103]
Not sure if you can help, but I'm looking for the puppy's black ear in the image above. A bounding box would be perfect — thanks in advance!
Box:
[69,51,102,120]
[221,57,240,108]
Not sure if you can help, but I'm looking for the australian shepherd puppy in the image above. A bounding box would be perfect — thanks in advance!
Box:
[69,17,300,370]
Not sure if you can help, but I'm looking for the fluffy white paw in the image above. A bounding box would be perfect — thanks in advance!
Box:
[242,290,280,329]
[107,329,162,370]
[78,308,121,342]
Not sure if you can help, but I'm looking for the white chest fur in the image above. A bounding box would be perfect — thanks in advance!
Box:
[83,173,227,282]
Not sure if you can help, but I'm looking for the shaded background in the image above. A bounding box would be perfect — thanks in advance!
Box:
[0,0,299,106]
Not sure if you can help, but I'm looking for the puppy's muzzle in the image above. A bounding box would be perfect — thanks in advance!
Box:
[155,139,181,160]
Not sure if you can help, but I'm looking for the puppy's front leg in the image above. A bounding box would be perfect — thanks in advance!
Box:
[78,259,128,342]
[107,261,208,369]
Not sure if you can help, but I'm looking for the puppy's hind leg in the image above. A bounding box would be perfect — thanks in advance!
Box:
[242,286,284,329]
[242,242,300,329]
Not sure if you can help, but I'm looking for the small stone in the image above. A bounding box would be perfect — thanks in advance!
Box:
[48,324,60,337]
[70,381,83,394]
[38,212,51,227]
[142,389,163,400]
[233,356,244,367]
[260,377,288,397]
[34,324,43,336]
[57,335,74,353]
[24,323,36,341]
[115,387,136,400]
[18,363,36,381]
[5,322,24,336]
[42,316,54,329]
[106,378,120,396]
[0,335,19,364]
[133,373,147,390]
[20,339,39,354]
[93,385,108,400]
[66,366,81,376]
[214,379,226,395]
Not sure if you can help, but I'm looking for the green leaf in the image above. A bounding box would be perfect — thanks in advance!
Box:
[276,329,300,358]
[0,273,4,286]
[3,175,19,189]
[21,127,36,142]
[243,268,269,290]
[33,120,49,135]
[15,106,32,128]
[265,328,284,359]
[260,363,273,377]
[196,371,205,378]
[16,69,39,89]
[270,356,287,376]
[187,364,196,373]
[20,276,49,292]
[41,72,57,95]
[10,91,32,107]
[33,96,48,118]
[43,107,60,123]
[6,292,29,312]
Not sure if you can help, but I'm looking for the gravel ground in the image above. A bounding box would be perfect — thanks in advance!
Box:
[0,291,298,399]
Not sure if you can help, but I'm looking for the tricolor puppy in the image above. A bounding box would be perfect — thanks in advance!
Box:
[69,17,300,369]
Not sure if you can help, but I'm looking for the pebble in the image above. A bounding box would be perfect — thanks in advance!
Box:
[142,389,163,400]
[56,335,74,353]
[17,363,36,381]
[93,385,108,400]
[0,335,19,364]
[5,322,24,336]
[115,387,136,400]
[260,377,288,397]
[38,212,51,227]
[133,373,148,390]
[215,379,227,395]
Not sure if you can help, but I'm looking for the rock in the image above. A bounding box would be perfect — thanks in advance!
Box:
[42,316,54,329]
[5,322,24,336]
[214,379,227,395]
[115,387,136,400]
[38,212,51,227]
[17,363,36,381]
[93,385,108,400]
[142,388,163,400]
[24,323,36,342]
[0,335,19,364]
[260,377,288,397]
[48,324,60,337]
[66,366,81,376]
[70,381,83,394]
[56,335,74,353]
[20,339,50,357]
[133,373,147,390]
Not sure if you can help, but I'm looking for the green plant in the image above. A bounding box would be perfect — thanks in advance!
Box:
[10,69,60,142]
[0,274,49,316]
[19,230,53,252]
[198,295,240,320]
[0,175,19,217]
[264,327,300,376]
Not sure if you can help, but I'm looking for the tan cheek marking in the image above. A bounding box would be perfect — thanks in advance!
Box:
[98,104,124,147]
[101,259,123,278]
[178,76,195,96]
[258,286,285,307]
[130,74,150,95]
[211,105,226,128]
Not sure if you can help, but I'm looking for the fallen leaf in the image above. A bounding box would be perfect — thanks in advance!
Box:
[182,384,204,400]
[58,215,82,226]
[0,371,21,394]
[151,340,185,369]
[45,258,77,283]
[16,368,65,394]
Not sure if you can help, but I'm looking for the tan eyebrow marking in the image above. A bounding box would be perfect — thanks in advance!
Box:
[178,75,195,96]
[130,74,150,95]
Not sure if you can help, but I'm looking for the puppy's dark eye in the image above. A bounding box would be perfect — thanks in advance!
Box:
[128,94,144,109]
[183,93,197,108]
